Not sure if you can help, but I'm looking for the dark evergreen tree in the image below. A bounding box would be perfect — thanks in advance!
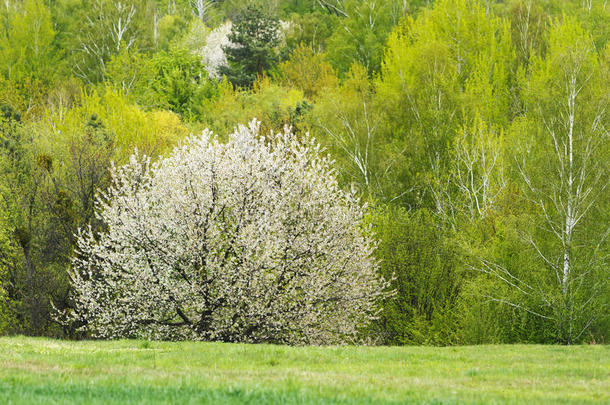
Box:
[220,6,280,88]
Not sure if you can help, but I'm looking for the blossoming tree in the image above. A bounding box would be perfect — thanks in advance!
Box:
[66,120,388,344]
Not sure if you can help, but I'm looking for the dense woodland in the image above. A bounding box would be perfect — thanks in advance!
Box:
[0,0,608,344]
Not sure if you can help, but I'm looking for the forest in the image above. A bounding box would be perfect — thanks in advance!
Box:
[0,0,608,345]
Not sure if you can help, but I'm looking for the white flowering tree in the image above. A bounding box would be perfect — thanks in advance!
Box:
[66,120,388,344]
[198,21,232,79]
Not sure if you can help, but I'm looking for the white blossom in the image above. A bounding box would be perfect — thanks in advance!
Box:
[66,120,389,344]
[198,21,232,79]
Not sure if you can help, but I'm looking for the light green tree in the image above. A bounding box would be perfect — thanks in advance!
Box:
[325,0,405,75]
[312,63,405,200]
[377,0,515,208]
[0,0,59,84]
[479,18,609,344]
[71,0,155,83]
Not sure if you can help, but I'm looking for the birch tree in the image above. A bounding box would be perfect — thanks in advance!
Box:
[74,0,150,82]
[325,0,404,75]
[0,0,58,84]
[378,0,514,208]
[190,0,214,22]
[482,19,609,343]
[65,120,388,344]
[433,119,506,226]
[313,64,408,202]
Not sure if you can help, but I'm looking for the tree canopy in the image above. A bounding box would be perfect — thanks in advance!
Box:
[0,0,607,344]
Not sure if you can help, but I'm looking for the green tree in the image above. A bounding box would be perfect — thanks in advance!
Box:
[369,206,460,345]
[475,18,609,344]
[311,64,403,199]
[150,49,218,119]
[325,0,404,75]
[105,48,156,102]
[0,104,62,335]
[70,0,156,83]
[0,0,60,84]
[220,6,280,88]
[199,76,304,136]
[0,85,188,336]
[0,108,18,334]
[278,44,337,100]
[0,0,61,118]
[283,11,335,54]
[377,0,515,208]
[106,48,219,121]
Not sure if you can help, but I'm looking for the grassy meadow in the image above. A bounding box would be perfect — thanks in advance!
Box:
[0,337,608,404]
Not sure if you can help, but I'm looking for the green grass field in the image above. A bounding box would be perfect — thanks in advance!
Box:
[0,337,608,404]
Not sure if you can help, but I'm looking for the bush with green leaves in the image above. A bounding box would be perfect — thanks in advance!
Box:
[369,206,460,345]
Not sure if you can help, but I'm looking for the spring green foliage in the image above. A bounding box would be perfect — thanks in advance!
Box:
[1,337,609,404]
[0,0,59,84]
[369,206,459,345]
[507,17,610,343]
[377,0,515,207]
[0,0,608,343]
[325,0,402,75]
[0,196,13,332]
[106,48,219,119]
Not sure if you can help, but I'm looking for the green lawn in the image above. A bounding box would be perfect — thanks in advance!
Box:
[0,337,608,404]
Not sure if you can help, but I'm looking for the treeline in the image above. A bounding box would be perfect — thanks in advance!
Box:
[0,0,608,344]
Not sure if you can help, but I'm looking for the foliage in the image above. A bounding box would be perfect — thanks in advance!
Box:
[106,47,219,120]
[369,206,460,345]
[0,88,187,336]
[0,0,60,85]
[0,106,67,335]
[151,49,219,119]
[104,48,157,103]
[45,88,188,159]
[66,121,388,343]
[278,44,337,100]
[156,14,189,51]
[219,6,281,88]
[70,0,155,83]
[377,0,515,205]
[0,0,61,118]
[283,11,335,53]
[198,77,305,136]
[311,63,409,201]
[499,17,609,343]
[0,0,607,344]
[325,0,405,75]
[0,182,14,333]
